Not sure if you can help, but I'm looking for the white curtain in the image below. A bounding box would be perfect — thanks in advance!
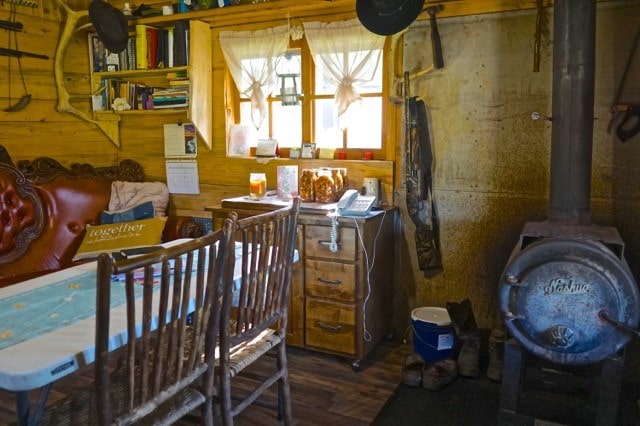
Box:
[219,26,289,130]
[303,19,385,128]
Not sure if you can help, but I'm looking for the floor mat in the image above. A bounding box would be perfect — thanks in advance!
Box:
[373,376,640,425]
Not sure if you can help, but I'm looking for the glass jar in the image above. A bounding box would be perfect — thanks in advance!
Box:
[249,172,267,199]
[330,168,344,200]
[338,167,348,189]
[299,169,317,202]
[314,169,334,204]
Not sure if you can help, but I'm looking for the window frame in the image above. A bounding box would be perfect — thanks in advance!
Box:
[229,37,390,160]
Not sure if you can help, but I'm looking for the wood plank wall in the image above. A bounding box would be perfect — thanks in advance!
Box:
[0,0,399,219]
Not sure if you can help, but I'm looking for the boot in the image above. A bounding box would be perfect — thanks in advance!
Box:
[487,327,505,381]
[457,331,482,378]
[422,359,458,391]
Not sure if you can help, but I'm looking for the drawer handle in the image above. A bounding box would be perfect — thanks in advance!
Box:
[318,240,339,249]
[316,322,342,332]
[318,277,342,285]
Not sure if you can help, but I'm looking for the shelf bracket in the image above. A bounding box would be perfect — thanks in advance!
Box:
[53,0,121,148]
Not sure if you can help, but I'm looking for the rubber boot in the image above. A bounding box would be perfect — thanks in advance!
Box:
[487,327,505,381]
[457,331,482,378]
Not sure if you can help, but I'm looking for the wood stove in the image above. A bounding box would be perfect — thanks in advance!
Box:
[497,0,640,424]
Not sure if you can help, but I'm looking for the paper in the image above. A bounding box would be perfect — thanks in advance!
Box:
[256,138,278,157]
[164,123,197,157]
[228,124,251,157]
[166,161,200,194]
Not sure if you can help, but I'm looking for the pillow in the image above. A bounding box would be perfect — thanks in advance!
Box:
[73,217,167,261]
[100,200,155,224]
[109,181,169,218]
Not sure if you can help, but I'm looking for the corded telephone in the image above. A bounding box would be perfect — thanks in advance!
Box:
[337,189,376,216]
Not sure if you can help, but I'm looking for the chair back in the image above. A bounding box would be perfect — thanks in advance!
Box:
[223,198,301,349]
[94,216,236,425]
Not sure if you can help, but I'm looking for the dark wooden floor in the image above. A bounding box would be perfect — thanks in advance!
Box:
[0,340,411,425]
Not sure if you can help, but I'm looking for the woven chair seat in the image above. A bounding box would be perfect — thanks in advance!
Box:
[40,363,207,425]
[224,328,279,377]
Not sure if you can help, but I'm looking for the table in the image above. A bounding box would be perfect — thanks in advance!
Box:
[0,239,297,425]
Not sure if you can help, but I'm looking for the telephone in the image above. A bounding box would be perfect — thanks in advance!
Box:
[337,189,376,216]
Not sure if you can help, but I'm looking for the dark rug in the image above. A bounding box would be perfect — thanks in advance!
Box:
[373,376,500,426]
[373,377,640,426]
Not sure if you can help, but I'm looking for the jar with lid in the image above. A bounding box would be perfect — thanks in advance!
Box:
[330,168,344,200]
[338,167,348,189]
[314,169,334,204]
[299,169,317,202]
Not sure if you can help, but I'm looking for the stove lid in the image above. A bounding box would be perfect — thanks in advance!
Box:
[499,237,639,365]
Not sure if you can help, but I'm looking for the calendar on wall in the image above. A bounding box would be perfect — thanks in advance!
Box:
[164,122,200,194]
[165,161,200,194]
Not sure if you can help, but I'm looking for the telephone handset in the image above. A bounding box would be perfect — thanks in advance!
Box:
[337,189,376,216]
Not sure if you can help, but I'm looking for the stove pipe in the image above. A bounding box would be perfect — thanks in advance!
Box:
[548,0,596,224]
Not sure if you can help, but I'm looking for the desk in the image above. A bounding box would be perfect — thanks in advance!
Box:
[207,198,398,370]
[0,239,293,425]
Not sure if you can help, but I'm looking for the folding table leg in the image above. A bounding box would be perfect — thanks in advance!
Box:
[15,384,52,426]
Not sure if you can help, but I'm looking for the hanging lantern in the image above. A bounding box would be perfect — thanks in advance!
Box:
[275,50,301,106]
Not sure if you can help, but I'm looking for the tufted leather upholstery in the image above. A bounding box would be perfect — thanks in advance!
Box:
[0,155,203,287]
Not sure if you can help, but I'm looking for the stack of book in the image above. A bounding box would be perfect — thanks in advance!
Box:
[149,87,189,109]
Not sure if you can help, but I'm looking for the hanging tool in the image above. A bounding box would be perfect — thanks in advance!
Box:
[3,4,33,112]
[608,21,640,141]
[0,20,23,31]
[0,47,49,60]
[425,4,444,69]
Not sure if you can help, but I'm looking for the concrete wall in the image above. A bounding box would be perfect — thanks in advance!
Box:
[393,1,640,342]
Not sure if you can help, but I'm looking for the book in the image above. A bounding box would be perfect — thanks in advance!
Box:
[146,26,158,70]
[173,21,189,67]
[120,245,163,258]
[135,24,149,69]
[73,217,167,261]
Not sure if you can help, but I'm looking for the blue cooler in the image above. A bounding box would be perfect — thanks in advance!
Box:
[411,307,456,362]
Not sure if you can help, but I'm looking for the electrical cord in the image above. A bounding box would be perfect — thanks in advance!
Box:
[355,210,387,342]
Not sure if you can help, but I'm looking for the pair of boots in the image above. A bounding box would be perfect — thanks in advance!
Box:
[403,354,458,391]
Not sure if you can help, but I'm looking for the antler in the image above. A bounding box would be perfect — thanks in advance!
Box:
[53,0,120,146]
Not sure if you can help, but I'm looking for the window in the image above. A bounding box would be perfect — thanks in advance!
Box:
[230,20,387,157]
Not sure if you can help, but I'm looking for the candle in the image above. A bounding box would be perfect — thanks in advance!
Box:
[249,173,267,199]
[364,151,373,160]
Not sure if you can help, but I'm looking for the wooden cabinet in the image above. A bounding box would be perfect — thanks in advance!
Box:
[87,20,212,149]
[207,197,398,370]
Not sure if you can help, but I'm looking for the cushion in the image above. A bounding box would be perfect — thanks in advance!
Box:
[73,217,167,261]
[100,200,155,224]
[109,181,169,218]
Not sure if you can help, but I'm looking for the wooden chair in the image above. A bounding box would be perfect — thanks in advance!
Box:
[216,198,301,425]
[40,216,236,425]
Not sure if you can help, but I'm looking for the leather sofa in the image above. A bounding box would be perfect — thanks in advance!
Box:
[0,148,202,286]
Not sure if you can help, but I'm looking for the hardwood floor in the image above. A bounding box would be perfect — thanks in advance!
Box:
[0,340,411,425]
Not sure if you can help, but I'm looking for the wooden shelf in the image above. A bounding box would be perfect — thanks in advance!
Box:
[94,109,188,116]
[93,66,189,79]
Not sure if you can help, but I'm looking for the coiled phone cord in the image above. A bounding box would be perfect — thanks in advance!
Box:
[329,211,339,253]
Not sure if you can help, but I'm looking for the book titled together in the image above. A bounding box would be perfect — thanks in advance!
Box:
[73,217,166,261]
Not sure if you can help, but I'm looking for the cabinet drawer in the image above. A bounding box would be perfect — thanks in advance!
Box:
[304,225,356,261]
[305,260,355,303]
[305,299,355,355]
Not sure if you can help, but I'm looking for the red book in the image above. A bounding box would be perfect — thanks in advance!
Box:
[146,27,158,70]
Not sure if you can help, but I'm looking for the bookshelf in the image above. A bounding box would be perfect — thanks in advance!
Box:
[88,20,212,149]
